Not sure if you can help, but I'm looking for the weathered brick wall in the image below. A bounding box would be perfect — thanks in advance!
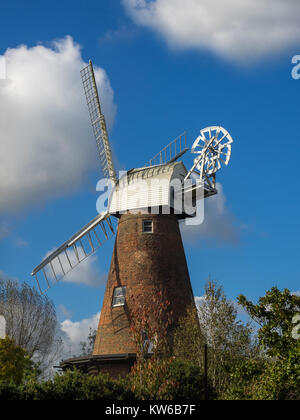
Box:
[88,361,132,379]
[93,213,195,356]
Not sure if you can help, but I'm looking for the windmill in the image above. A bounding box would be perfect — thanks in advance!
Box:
[31,60,233,376]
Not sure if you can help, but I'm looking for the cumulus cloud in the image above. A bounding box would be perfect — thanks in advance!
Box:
[180,183,239,246]
[62,254,107,287]
[0,36,116,213]
[194,295,205,307]
[123,0,300,61]
[60,312,100,357]
[43,246,107,288]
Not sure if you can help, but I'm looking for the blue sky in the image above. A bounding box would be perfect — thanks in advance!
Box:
[0,0,300,349]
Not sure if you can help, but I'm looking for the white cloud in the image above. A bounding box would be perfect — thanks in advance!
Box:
[123,0,300,61]
[180,183,239,245]
[0,36,116,213]
[60,312,100,357]
[194,295,205,307]
[62,254,107,287]
[44,246,107,287]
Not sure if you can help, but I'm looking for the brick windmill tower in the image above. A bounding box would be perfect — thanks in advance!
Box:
[32,61,233,376]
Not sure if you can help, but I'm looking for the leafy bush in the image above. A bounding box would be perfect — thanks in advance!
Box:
[222,359,266,400]
[0,381,21,400]
[128,357,215,400]
[0,369,133,400]
[231,287,300,400]
[164,359,215,400]
[0,360,214,400]
[250,347,300,400]
[224,352,300,401]
[0,337,34,385]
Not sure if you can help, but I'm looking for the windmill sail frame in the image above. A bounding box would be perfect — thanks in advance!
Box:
[31,213,115,294]
[81,61,117,184]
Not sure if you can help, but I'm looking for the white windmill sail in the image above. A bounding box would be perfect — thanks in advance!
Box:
[31,212,115,294]
[81,60,117,184]
[31,60,121,294]
[185,126,233,184]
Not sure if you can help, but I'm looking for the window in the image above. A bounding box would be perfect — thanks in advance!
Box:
[142,219,153,233]
[112,286,126,307]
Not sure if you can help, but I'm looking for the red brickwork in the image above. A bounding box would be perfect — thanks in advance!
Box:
[93,213,195,356]
[88,361,132,379]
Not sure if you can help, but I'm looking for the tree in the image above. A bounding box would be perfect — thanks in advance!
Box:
[0,276,62,378]
[196,280,257,393]
[238,287,300,359]
[235,287,300,400]
[0,337,34,385]
[250,348,300,400]
[173,305,204,365]
[79,328,96,356]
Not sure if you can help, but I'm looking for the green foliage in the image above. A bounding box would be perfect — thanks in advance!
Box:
[0,369,133,400]
[231,359,265,383]
[0,276,61,378]
[127,288,213,400]
[128,356,176,400]
[79,328,97,356]
[249,344,300,400]
[238,287,300,359]
[0,362,211,400]
[224,348,300,400]
[165,359,215,400]
[224,287,300,400]
[1,284,298,400]
[0,381,21,400]
[173,305,203,365]
[223,359,266,400]
[0,337,34,385]
[128,357,211,400]
[175,280,258,396]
